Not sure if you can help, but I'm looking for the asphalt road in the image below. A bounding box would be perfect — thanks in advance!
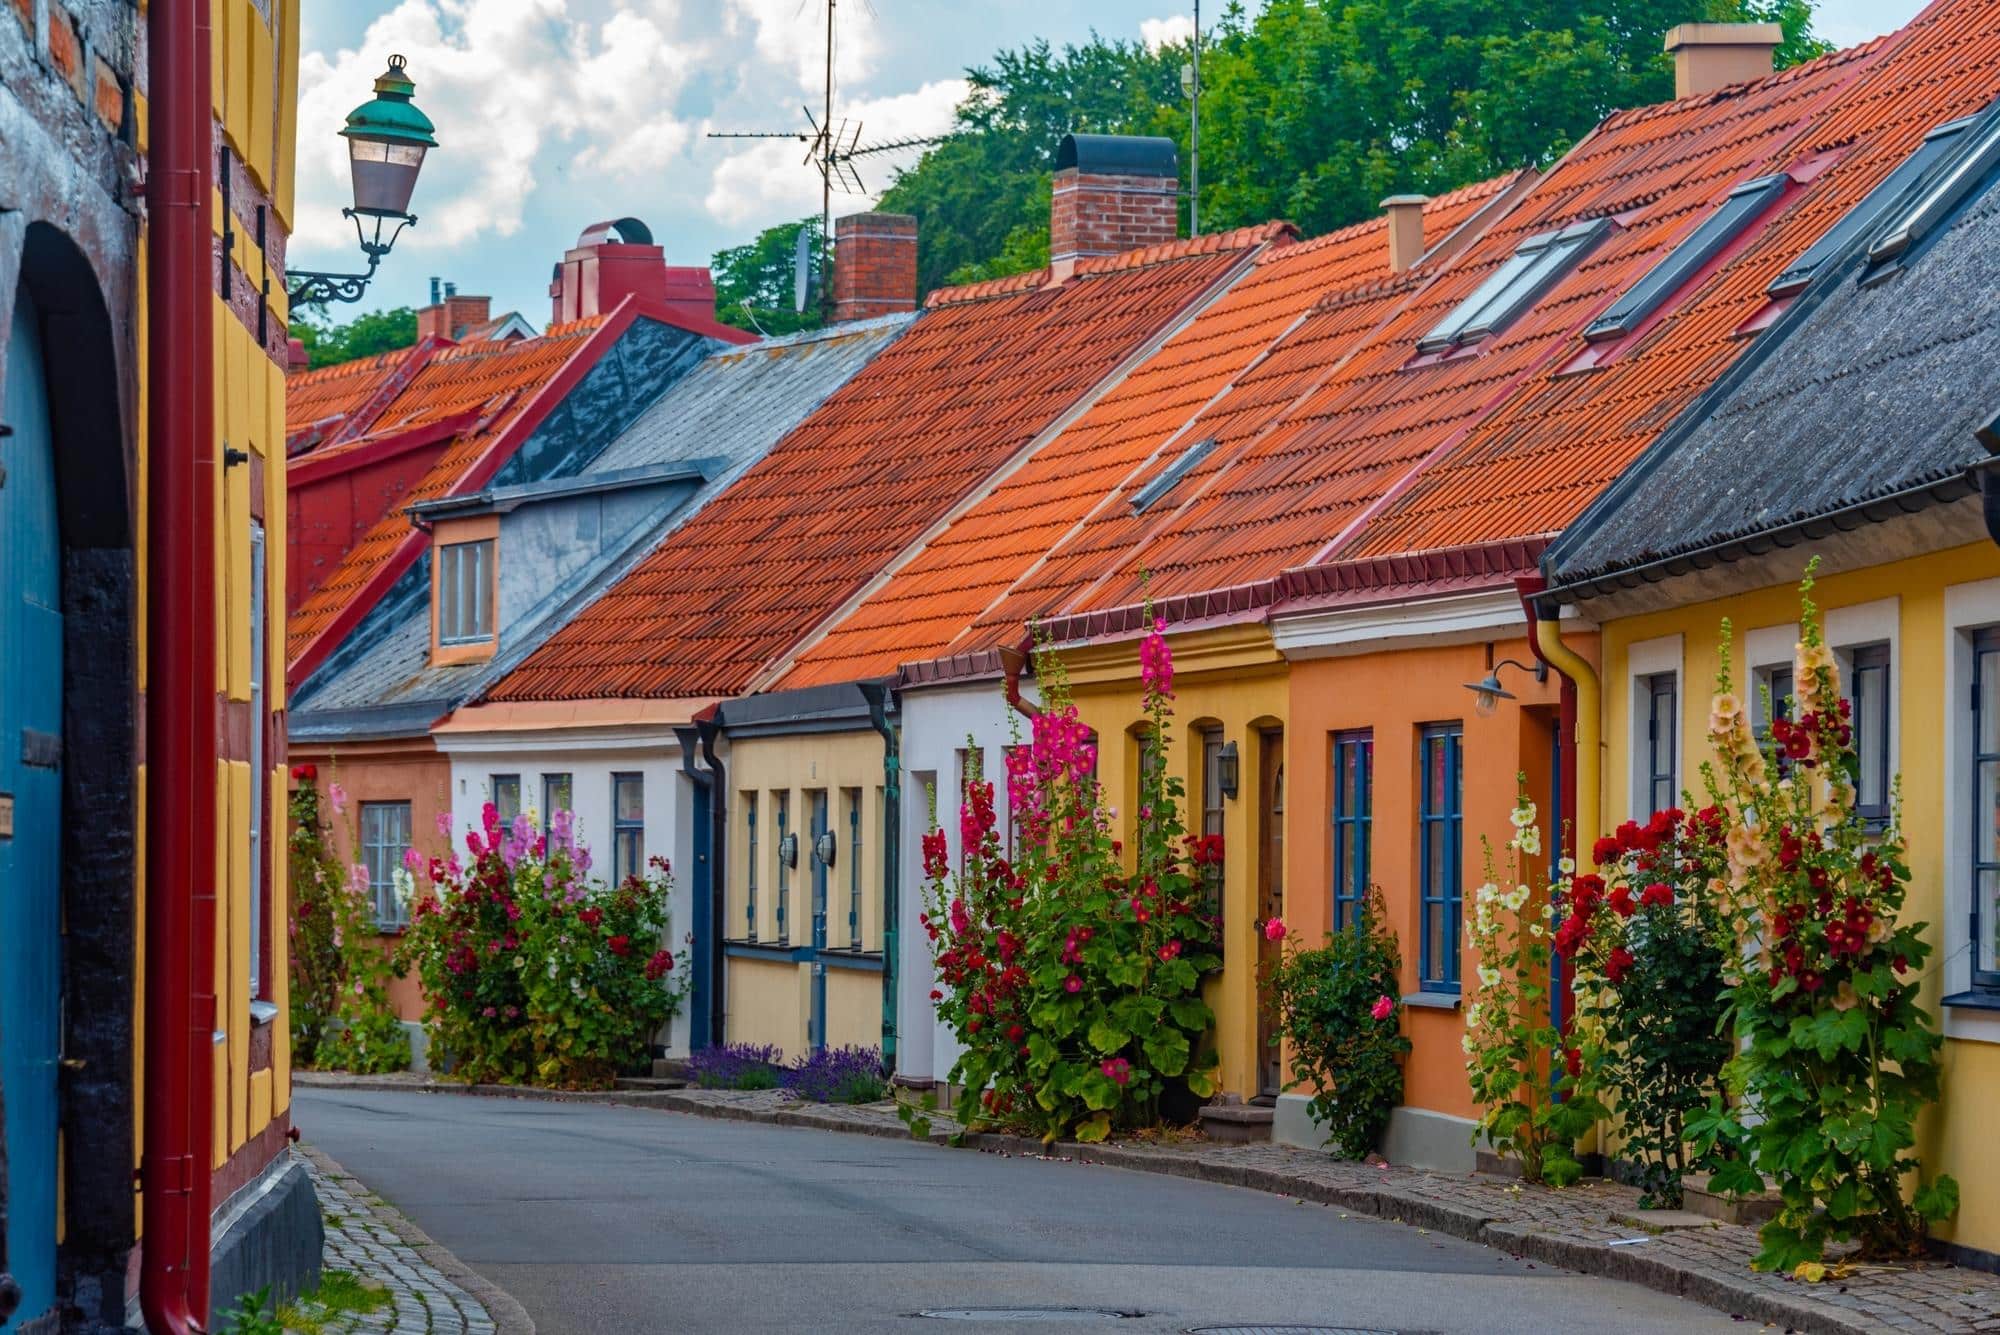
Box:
[295,1089,1737,1335]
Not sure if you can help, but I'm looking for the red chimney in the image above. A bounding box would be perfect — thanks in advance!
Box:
[1049,134,1180,280]
[832,212,917,322]
[416,292,493,341]
[549,216,718,326]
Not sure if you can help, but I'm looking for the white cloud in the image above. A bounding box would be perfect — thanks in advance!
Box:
[702,77,965,227]
[293,0,709,255]
[725,0,878,96]
[1139,14,1194,52]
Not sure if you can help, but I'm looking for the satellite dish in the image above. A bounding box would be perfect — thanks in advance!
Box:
[793,226,813,315]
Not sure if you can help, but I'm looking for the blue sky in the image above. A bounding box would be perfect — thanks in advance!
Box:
[293,1,1927,325]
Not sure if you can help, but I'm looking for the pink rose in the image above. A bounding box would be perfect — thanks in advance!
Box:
[1370,994,1394,1022]
[1263,917,1287,942]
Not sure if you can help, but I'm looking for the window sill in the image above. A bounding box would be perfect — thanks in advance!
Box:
[372,923,407,937]
[1943,990,2000,1013]
[1401,991,1461,1011]
[249,1000,280,1027]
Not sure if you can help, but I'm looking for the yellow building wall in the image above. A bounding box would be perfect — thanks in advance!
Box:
[1596,540,2000,1255]
[1059,624,1288,1100]
[725,730,889,1060]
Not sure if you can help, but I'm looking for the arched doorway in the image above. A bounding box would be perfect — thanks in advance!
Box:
[0,283,63,1335]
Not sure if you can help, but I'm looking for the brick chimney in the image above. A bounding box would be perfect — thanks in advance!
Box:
[548,216,718,327]
[832,212,918,322]
[1665,22,1783,98]
[1049,133,1180,280]
[416,288,493,341]
[1380,194,1429,273]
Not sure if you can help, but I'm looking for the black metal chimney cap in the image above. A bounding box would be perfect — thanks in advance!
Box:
[1055,133,1178,178]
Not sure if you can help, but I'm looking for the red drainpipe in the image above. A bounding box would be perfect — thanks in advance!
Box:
[142,0,218,1328]
[1000,638,1041,720]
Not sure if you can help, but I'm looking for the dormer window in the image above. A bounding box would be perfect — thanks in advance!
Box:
[1585,174,1789,343]
[1418,218,1611,355]
[438,538,494,644]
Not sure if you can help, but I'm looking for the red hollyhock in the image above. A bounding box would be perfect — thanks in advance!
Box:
[607,934,632,957]
[1564,1047,1583,1079]
[1639,882,1673,910]
[291,763,318,781]
[1592,835,1623,866]
[1605,947,1636,983]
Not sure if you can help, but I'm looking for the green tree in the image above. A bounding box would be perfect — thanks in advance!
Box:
[288,305,418,370]
[711,215,826,337]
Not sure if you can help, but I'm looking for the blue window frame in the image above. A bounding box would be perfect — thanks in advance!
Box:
[845,788,864,950]
[612,772,644,883]
[1770,111,1978,294]
[744,793,759,942]
[360,800,413,929]
[1849,643,1891,827]
[1585,174,1788,342]
[1645,673,1678,816]
[541,772,572,829]
[1419,218,1611,354]
[1419,724,1464,992]
[1972,630,2000,991]
[490,773,521,827]
[1330,731,1373,932]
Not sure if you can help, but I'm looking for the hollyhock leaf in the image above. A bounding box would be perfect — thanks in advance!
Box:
[1184,1067,1217,1099]
[1080,1074,1119,1111]
[1087,1018,1130,1055]
[1169,996,1212,1030]
[1074,1111,1112,1144]
[1915,1176,1960,1223]
[1143,1028,1189,1077]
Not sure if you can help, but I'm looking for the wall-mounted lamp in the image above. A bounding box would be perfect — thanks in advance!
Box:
[813,830,837,869]
[778,831,799,870]
[1217,740,1240,800]
[287,55,437,307]
[1463,657,1547,717]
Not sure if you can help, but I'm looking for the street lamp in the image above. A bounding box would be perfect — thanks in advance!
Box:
[287,54,437,307]
[1464,657,1546,717]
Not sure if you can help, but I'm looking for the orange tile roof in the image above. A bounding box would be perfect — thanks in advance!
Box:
[284,344,424,449]
[285,318,608,674]
[485,232,1273,703]
[999,5,2000,631]
[777,182,1516,687]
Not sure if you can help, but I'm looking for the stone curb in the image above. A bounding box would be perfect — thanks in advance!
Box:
[293,1073,1898,1335]
[296,1142,537,1335]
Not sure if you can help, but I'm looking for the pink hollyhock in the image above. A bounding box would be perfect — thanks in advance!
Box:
[1263,917,1287,942]
[435,809,453,839]
[1064,974,1083,994]
[1370,994,1394,1022]
[1101,1057,1131,1086]
[327,782,347,815]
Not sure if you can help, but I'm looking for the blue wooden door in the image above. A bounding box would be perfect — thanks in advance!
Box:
[808,791,829,1051]
[1,292,63,1332]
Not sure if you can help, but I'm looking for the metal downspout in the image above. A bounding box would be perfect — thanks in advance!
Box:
[858,683,899,1078]
[1517,573,1601,872]
[698,717,729,1050]
[676,725,715,1049]
[142,0,218,1327]
[1000,641,1040,720]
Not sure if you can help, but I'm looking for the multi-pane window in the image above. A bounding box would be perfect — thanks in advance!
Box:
[437,539,495,645]
[1419,724,1464,992]
[1645,673,1678,816]
[360,801,413,928]
[845,788,864,950]
[1972,630,2000,991]
[491,773,521,826]
[744,793,759,942]
[775,790,791,943]
[1848,644,1891,827]
[1330,731,1373,932]
[1419,219,1610,353]
[541,772,572,828]
[612,773,644,883]
[1754,666,1795,740]
[1199,727,1227,919]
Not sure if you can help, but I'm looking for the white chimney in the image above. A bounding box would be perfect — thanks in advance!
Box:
[1665,22,1783,99]
[1380,194,1429,274]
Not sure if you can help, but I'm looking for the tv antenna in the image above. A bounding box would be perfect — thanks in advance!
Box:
[708,0,943,317]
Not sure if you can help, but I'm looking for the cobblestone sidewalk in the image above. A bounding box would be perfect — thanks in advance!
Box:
[295,1144,529,1335]
[297,1071,2000,1335]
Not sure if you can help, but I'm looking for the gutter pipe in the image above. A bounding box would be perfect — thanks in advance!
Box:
[1000,640,1040,720]
[697,715,728,1050]
[858,682,899,1078]
[142,0,218,1328]
[1516,575,1600,876]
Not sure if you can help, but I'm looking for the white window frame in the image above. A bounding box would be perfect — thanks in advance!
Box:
[1744,622,1800,737]
[1626,634,1683,821]
[1826,598,1901,830]
[1944,579,2000,1042]
[437,538,496,646]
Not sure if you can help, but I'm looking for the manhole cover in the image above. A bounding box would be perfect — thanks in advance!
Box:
[915,1309,1142,1322]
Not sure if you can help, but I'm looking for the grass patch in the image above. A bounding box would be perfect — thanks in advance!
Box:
[277,1269,391,1335]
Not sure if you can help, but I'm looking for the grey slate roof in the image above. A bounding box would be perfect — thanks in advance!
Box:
[292,314,916,728]
[1545,160,2000,594]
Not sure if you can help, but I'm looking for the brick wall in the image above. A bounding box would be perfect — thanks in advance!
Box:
[1050,168,1179,266]
[832,211,917,322]
[417,293,492,341]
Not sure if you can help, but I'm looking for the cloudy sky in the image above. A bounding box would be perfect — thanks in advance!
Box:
[294,0,1928,325]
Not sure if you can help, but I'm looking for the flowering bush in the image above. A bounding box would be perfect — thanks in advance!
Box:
[1463,788,1603,1186]
[1266,885,1410,1159]
[286,769,409,1074]
[783,1046,888,1104]
[1689,571,1956,1269]
[1560,808,1734,1208]
[400,804,689,1089]
[923,627,1221,1144]
[687,1042,783,1090]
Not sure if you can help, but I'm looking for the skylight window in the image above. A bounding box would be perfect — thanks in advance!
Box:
[1130,437,1216,513]
[1584,174,1789,343]
[1418,219,1611,355]
[1767,112,1978,296]
[1866,106,2000,274]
